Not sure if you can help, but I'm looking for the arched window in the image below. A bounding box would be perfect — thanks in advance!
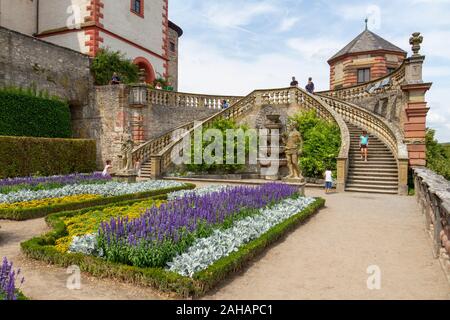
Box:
[133,57,155,84]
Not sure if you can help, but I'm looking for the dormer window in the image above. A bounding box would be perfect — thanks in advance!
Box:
[131,0,144,17]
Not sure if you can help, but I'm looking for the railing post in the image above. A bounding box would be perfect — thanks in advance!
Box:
[398,158,409,196]
[255,92,263,107]
[150,155,162,179]
[336,157,347,192]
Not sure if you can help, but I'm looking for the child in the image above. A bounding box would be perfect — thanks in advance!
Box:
[360,131,369,162]
[324,169,333,194]
[102,160,112,177]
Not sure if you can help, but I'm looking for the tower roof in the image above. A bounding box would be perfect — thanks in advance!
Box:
[328,29,406,63]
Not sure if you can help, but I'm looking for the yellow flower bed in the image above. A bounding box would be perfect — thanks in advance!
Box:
[0,194,101,210]
[55,199,165,253]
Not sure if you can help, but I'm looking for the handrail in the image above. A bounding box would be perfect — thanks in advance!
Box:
[154,87,349,177]
[413,167,450,259]
[148,89,243,110]
[317,61,406,101]
[318,94,408,161]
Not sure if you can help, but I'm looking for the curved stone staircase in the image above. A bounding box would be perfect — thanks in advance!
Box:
[134,82,409,194]
[346,122,399,194]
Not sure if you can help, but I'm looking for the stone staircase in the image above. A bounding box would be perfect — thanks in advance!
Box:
[346,122,399,194]
[140,162,153,179]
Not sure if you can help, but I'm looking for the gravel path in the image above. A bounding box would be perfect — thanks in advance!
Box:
[1,184,449,300]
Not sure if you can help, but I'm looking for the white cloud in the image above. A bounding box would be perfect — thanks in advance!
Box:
[278,17,300,32]
[178,38,330,96]
[286,37,345,61]
[203,2,278,30]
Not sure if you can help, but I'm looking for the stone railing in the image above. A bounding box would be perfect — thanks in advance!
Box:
[147,87,349,185]
[318,94,409,194]
[318,61,406,102]
[148,89,243,110]
[413,167,450,266]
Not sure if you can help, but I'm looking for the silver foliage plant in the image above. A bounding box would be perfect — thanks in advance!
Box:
[0,180,185,204]
[68,233,104,257]
[166,197,316,277]
[167,185,230,201]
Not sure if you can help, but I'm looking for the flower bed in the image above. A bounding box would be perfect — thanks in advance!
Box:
[0,172,111,194]
[0,257,26,300]
[0,182,194,221]
[21,183,325,297]
[55,198,165,253]
[0,194,101,210]
[98,184,298,268]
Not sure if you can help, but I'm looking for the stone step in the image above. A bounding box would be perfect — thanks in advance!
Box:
[346,182,398,189]
[348,172,398,178]
[349,168,398,174]
[345,187,398,195]
[351,159,396,164]
[349,164,398,169]
[347,179,398,186]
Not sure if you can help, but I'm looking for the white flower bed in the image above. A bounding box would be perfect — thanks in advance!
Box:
[166,197,316,277]
[0,180,184,204]
[167,185,230,201]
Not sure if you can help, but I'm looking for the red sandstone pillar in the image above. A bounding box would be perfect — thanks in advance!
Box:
[401,35,432,167]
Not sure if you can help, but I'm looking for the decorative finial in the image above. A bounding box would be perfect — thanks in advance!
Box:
[409,32,423,57]
[365,17,369,30]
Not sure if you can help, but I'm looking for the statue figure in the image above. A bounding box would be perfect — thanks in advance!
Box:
[283,122,305,182]
[120,127,134,173]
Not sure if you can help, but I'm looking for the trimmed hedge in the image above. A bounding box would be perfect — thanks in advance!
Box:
[0,136,97,179]
[21,196,324,298]
[0,183,195,221]
[0,87,71,138]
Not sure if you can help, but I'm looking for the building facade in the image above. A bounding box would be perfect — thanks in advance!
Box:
[0,0,182,89]
[328,27,406,90]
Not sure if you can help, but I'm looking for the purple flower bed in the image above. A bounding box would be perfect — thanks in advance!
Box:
[0,172,111,190]
[0,257,24,301]
[98,183,298,268]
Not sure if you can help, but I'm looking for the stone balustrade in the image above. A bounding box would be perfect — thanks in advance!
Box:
[318,94,409,194]
[318,62,406,102]
[413,167,450,266]
[145,87,349,185]
[148,89,242,110]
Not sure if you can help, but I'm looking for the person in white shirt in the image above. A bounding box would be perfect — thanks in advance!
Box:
[102,160,112,177]
[324,169,333,194]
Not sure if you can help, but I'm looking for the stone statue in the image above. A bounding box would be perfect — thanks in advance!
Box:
[283,122,305,182]
[120,127,134,173]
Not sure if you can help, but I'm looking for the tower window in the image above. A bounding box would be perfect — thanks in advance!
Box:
[357,68,371,84]
[387,67,396,74]
[170,42,176,52]
[131,0,144,17]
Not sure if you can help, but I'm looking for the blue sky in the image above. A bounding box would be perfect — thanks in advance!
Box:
[170,0,450,142]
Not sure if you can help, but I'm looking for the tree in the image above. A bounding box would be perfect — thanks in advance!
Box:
[91,48,139,85]
[426,128,450,180]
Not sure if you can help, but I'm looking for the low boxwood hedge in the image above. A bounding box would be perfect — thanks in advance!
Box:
[21,196,325,298]
[0,184,195,221]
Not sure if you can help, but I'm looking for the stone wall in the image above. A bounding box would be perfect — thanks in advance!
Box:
[144,104,217,140]
[0,27,94,108]
[167,27,179,90]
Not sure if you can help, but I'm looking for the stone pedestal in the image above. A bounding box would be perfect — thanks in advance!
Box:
[113,172,138,183]
[282,178,306,196]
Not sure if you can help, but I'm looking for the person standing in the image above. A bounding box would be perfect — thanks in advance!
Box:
[102,160,112,177]
[305,77,315,94]
[222,100,230,109]
[324,168,333,194]
[290,76,299,87]
[360,131,369,162]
